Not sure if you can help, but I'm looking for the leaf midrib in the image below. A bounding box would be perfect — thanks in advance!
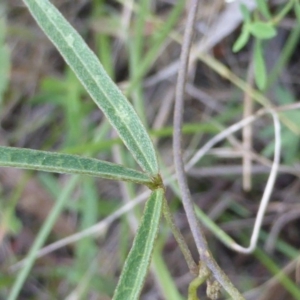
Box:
[34,1,156,174]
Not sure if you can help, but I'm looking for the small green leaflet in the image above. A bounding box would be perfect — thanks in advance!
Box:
[248,22,277,39]
[233,29,250,52]
[254,39,267,90]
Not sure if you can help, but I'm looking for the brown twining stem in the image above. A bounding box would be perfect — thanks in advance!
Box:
[173,0,208,262]
[173,0,244,298]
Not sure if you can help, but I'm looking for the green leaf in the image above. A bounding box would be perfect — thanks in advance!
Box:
[248,21,277,39]
[232,28,250,52]
[240,4,251,23]
[22,0,158,175]
[295,1,300,23]
[0,146,153,186]
[254,40,267,90]
[113,188,164,300]
[256,0,272,19]
[234,4,252,53]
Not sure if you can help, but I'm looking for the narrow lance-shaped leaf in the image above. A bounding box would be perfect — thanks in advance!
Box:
[22,0,159,175]
[113,188,164,300]
[0,146,153,187]
[232,28,250,52]
[254,39,267,90]
[295,1,300,23]
[256,0,272,20]
[240,3,251,23]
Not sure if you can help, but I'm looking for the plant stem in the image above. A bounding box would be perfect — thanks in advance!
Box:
[173,0,244,298]
[162,197,198,275]
[188,263,210,300]
[272,0,294,24]
[173,0,207,265]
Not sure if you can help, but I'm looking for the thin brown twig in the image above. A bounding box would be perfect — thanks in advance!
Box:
[172,0,244,298]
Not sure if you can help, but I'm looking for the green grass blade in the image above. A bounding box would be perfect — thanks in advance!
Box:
[127,0,185,94]
[152,247,184,300]
[266,24,300,89]
[128,0,150,125]
[8,176,79,300]
[112,188,164,300]
[252,246,300,299]
[22,0,158,175]
[0,9,10,105]
[0,146,152,186]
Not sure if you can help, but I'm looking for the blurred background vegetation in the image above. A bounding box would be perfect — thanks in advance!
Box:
[0,0,300,299]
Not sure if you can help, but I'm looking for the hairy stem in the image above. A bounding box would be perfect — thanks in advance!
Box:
[162,197,198,275]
